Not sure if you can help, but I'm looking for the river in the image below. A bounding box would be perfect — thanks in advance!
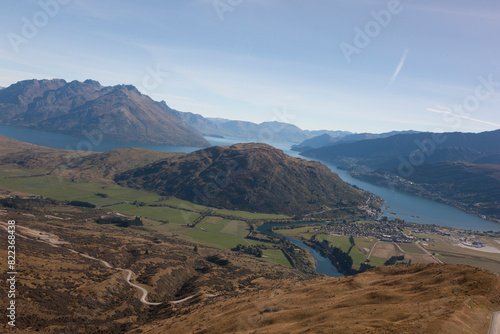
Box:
[257,222,343,277]
[2,124,500,276]
[1,124,498,232]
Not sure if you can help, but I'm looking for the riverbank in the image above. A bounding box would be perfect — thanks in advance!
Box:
[256,221,344,277]
[264,218,500,275]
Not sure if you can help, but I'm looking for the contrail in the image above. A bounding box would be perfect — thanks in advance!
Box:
[427,107,500,127]
[388,48,409,88]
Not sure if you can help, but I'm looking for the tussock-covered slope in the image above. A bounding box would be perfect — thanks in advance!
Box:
[143,264,500,334]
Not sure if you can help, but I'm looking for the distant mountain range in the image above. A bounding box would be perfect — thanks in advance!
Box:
[173,110,351,143]
[0,79,210,147]
[4,78,428,147]
[0,78,358,146]
[301,130,500,169]
[291,130,420,151]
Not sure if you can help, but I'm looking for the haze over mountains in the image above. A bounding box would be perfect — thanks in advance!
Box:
[301,130,500,169]
[174,110,351,142]
[0,79,436,148]
[292,130,420,151]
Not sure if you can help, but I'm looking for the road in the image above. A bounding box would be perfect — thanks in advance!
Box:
[415,241,443,264]
[122,269,162,305]
[367,241,379,259]
[489,312,500,334]
[1,221,216,306]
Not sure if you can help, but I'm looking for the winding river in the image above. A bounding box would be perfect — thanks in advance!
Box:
[1,125,498,232]
[2,125,500,276]
[257,222,343,277]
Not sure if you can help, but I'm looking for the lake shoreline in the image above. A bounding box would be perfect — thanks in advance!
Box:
[347,169,500,225]
[0,124,498,231]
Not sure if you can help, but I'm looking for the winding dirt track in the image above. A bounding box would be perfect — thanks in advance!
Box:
[489,312,500,334]
[1,221,214,306]
[121,269,162,305]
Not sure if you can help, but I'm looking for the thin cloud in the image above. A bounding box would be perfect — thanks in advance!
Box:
[387,48,409,88]
[427,107,500,127]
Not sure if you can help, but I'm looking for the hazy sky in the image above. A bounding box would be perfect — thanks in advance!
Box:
[1,0,499,133]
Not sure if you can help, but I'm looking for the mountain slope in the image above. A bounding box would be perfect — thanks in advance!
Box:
[292,130,420,151]
[0,79,210,147]
[474,154,500,165]
[116,143,381,217]
[354,161,500,221]
[302,130,500,169]
[305,129,500,221]
[0,135,182,183]
[141,264,500,334]
[400,162,500,220]
[292,133,338,150]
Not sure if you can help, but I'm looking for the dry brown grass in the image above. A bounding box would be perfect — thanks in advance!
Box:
[145,264,500,334]
[0,203,301,333]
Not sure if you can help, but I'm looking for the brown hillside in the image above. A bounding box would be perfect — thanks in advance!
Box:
[0,135,182,182]
[116,143,382,217]
[0,134,91,170]
[144,264,500,334]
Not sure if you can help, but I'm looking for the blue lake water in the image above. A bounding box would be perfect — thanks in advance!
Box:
[1,124,499,232]
[279,146,500,233]
[0,124,201,153]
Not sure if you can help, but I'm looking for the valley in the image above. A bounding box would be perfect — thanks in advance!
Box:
[2,176,500,332]
[2,1,500,332]
[1,135,500,276]
[1,134,500,332]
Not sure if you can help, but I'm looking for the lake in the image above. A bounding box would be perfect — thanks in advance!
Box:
[1,124,499,232]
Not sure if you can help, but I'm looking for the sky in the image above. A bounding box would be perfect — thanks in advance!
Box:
[1,0,499,133]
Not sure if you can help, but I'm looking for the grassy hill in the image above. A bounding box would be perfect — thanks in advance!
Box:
[1,197,499,333]
[115,143,383,217]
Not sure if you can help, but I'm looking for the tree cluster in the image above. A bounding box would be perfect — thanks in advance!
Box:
[232,244,263,257]
[95,216,143,227]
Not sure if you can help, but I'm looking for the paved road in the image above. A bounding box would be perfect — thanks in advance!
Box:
[489,312,500,334]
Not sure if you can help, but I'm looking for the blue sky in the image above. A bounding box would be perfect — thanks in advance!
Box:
[1,0,499,133]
